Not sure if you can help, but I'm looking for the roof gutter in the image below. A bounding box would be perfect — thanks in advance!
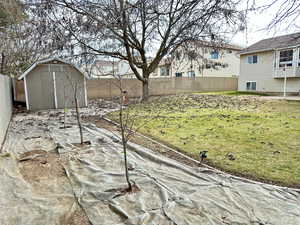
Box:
[274,44,300,51]
[240,48,275,55]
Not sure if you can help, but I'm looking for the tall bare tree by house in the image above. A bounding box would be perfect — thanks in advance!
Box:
[27,0,245,101]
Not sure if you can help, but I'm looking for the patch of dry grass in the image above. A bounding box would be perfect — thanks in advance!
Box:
[108,95,300,187]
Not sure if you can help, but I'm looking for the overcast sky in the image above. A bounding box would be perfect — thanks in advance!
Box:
[231,0,300,47]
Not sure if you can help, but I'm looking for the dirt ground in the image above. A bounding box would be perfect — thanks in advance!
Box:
[19,148,91,225]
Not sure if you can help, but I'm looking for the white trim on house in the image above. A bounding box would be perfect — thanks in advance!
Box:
[84,77,88,107]
[275,45,300,51]
[293,48,297,74]
[272,51,276,75]
[18,57,89,80]
[24,76,29,110]
[240,48,275,56]
[240,44,300,56]
[53,72,58,109]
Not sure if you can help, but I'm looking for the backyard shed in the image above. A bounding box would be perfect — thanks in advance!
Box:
[18,58,88,110]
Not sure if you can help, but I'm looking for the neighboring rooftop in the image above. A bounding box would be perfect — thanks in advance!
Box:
[94,60,119,67]
[240,32,300,55]
[187,40,242,51]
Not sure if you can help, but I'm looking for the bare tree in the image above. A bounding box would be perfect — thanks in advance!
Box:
[89,59,162,191]
[65,74,85,145]
[0,0,24,29]
[244,0,300,31]
[26,0,245,101]
[109,76,162,192]
[0,0,66,76]
[117,79,133,191]
[0,23,51,76]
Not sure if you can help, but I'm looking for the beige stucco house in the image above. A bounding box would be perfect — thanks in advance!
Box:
[168,42,241,78]
[239,32,300,95]
[18,58,88,110]
[89,59,144,79]
[90,41,241,79]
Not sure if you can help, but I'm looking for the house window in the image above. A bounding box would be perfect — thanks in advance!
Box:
[246,81,256,91]
[210,50,219,59]
[205,64,212,69]
[152,68,158,76]
[175,72,182,77]
[298,49,300,67]
[279,49,293,67]
[247,55,258,64]
[160,67,170,76]
[187,71,195,77]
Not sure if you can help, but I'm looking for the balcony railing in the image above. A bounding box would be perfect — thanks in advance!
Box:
[273,48,300,78]
[273,66,300,78]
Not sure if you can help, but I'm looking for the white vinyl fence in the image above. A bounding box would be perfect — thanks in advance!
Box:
[0,75,12,148]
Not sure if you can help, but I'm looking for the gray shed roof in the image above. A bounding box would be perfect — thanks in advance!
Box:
[240,32,300,55]
[18,57,88,80]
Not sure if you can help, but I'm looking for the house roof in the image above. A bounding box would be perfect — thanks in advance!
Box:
[94,60,118,67]
[194,40,243,51]
[240,32,300,55]
[18,57,88,80]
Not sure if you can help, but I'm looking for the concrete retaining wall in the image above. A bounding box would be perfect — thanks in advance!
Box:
[15,77,238,101]
[0,75,12,148]
[87,77,238,99]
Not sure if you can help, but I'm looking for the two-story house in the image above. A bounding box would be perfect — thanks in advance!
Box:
[90,41,241,79]
[239,32,300,95]
[170,41,241,78]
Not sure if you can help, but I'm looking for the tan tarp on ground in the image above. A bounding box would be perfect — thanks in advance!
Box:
[1,109,300,225]
[0,113,76,225]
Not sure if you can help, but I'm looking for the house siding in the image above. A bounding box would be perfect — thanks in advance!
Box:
[171,48,240,78]
[238,51,300,94]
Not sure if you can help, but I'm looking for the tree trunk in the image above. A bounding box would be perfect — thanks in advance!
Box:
[122,137,132,191]
[119,103,132,191]
[142,79,149,102]
[74,88,83,145]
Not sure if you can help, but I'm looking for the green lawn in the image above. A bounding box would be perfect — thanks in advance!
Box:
[108,95,300,188]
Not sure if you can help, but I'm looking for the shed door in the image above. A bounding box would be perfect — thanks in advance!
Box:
[54,64,86,109]
[27,65,55,110]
